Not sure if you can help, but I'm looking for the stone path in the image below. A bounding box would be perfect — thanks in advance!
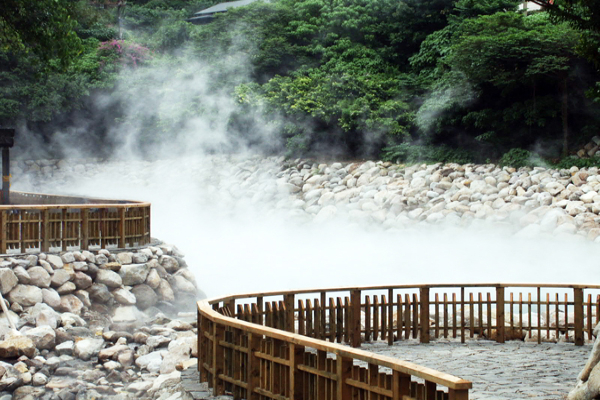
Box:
[184,339,590,400]
[363,339,589,400]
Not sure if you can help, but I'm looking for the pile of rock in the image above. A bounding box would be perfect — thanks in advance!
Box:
[575,136,600,159]
[275,159,600,241]
[0,245,202,400]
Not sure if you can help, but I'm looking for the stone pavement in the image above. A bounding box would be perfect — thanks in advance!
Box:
[364,339,590,400]
[183,339,590,400]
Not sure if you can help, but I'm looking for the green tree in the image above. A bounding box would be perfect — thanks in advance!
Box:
[0,0,83,67]
[413,12,591,157]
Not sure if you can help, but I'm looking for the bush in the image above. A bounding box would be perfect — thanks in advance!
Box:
[553,156,600,169]
[381,143,474,165]
[498,148,546,168]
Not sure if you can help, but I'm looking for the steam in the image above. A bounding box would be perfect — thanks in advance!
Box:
[9,23,600,300]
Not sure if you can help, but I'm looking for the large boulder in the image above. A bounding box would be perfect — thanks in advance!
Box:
[119,263,149,286]
[0,268,18,294]
[27,267,51,288]
[96,269,122,288]
[131,284,157,310]
[7,285,43,307]
[24,325,56,350]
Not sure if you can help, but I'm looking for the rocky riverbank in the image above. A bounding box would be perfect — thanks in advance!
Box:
[0,245,202,400]
[12,156,600,242]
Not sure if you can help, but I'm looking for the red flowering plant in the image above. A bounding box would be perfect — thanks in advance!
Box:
[98,39,152,69]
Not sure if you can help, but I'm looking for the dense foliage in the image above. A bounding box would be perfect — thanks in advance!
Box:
[2,0,600,164]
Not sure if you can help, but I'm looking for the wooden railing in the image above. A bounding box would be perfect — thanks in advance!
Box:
[198,283,600,400]
[0,191,151,253]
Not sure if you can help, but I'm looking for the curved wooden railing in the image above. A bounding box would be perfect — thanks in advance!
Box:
[0,191,151,253]
[198,283,600,400]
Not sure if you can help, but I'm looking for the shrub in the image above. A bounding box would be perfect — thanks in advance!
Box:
[553,156,600,169]
[381,143,474,165]
[498,148,545,168]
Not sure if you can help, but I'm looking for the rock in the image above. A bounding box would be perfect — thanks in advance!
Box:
[41,288,61,308]
[24,325,56,350]
[169,276,197,294]
[0,333,35,358]
[113,288,136,306]
[73,272,93,290]
[73,338,104,361]
[119,263,149,286]
[160,256,179,273]
[46,255,64,269]
[146,269,161,289]
[7,285,43,307]
[57,295,84,315]
[116,252,133,265]
[95,269,122,288]
[160,338,193,374]
[89,284,113,304]
[51,269,74,288]
[60,312,86,327]
[135,351,164,372]
[131,285,158,310]
[13,266,31,284]
[56,282,77,295]
[156,280,175,302]
[0,269,18,294]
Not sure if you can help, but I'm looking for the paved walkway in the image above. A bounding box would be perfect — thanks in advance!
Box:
[363,339,589,400]
[185,339,591,400]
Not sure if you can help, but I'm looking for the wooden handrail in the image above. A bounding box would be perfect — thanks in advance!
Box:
[0,191,151,253]
[198,283,600,399]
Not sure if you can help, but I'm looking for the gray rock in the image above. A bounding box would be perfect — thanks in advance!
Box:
[56,282,77,295]
[89,284,113,304]
[0,268,18,295]
[46,255,63,269]
[131,284,157,309]
[61,252,75,264]
[156,280,175,302]
[159,256,179,273]
[41,288,61,309]
[146,269,161,289]
[12,266,30,284]
[73,338,105,361]
[72,272,92,290]
[135,350,165,372]
[26,267,51,288]
[57,295,84,315]
[119,263,149,286]
[24,325,56,350]
[112,288,136,306]
[7,285,43,307]
[95,269,122,288]
[51,269,73,288]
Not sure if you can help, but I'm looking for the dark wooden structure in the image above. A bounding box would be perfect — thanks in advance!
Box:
[198,283,600,400]
[0,191,151,253]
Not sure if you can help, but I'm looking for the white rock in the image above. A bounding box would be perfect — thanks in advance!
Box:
[74,338,105,361]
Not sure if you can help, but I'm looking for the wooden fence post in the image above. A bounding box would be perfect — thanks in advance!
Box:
[118,208,126,249]
[247,332,261,400]
[420,287,430,344]
[212,323,225,395]
[350,289,361,348]
[574,288,584,346]
[290,343,304,400]
[496,287,505,343]
[336,354,352,399]
[393,371,411,400]
[284,294,295,333]
[449,388,469,400]
[81,208,89,250]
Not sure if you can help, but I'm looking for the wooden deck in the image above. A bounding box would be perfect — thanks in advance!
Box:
[0,191,151,253]
[198,283,600,400]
